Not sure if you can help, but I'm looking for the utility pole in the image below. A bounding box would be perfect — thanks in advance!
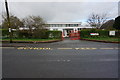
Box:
[5,0,12,43]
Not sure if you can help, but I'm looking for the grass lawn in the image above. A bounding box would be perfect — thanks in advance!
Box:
[82,37,120,42]
[1,38,60,41]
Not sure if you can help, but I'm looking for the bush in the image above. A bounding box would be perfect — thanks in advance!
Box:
[17,30,30,38]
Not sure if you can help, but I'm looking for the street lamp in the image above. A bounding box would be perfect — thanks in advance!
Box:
[5,0,12,43]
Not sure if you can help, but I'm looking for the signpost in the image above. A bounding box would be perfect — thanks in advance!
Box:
[5,0,12,43]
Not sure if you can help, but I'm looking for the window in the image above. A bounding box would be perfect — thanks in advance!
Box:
[63,24,65,27]
[71,24,74,27]
[53,24,56,27]
[68,24,70,27]
[66,24,69,27]
[53,29,58,31]
[78,28,81,30]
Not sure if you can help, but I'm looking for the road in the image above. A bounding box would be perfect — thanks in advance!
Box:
[2,39,119,78]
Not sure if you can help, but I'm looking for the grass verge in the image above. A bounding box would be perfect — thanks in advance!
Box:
[1,38,61,42]
[81,37,120,42]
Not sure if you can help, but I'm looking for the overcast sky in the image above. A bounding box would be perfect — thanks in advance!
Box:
[1,0,120,25]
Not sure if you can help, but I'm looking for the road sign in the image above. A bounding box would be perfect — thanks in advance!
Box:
[109,31,115,36]
[9,28,11,32]
[90,33,99,35]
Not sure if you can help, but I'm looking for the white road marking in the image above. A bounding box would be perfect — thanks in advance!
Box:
[100,48,114,49]
[0,47,15,49]
[67,60,71,62]
[57,48,73,50]
[48,59,71,62]
[115,48,120,49]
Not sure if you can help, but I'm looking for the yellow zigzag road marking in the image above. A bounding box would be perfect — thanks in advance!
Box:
[17,47,51,50]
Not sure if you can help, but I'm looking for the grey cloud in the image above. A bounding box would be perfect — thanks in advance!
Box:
[1,2,118,23]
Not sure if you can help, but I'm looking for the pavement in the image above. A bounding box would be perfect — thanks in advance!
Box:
[2,39,119,78]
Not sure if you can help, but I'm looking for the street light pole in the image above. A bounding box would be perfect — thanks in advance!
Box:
[5,0,12,43]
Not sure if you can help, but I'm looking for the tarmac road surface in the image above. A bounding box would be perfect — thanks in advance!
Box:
[2,39,119,78]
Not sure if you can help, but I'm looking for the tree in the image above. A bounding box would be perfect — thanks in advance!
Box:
[100,19,115,30]
[22,15,47,38]
[113,16,120,30]
[87,13,108,28]
[2,14,24,29]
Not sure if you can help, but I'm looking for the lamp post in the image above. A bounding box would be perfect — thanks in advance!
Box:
[5,0,12,43]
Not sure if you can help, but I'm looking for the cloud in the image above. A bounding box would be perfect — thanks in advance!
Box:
[1,2,118,23]
[1,0,119,2]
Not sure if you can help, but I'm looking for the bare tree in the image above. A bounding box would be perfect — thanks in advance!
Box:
[22,15,46,30]
[22,15,47,38]
[87,13,108,28]
[2,13,24,29]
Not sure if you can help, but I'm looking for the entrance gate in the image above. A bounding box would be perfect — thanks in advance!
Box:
[69,30,80,40]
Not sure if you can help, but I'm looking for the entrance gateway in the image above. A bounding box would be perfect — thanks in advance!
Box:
[62,29,80,40]
[46,22,93,39]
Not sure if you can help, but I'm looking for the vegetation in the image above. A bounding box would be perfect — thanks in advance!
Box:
[82,37,119,42]
[16,30,62,39]
[1,28,62,40]
[87,13,108,28]
[100,19,115,30]
[80,29,119,38]
[80,29,120,42]
[1,13,62,42]
[2,38,59,41]
[22,15,47,38]
[2,14,24,29]
[113,16,120,30]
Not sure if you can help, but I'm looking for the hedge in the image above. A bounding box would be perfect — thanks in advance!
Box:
[2,29,62,40]
[0,29,9,38]
[80,29,120,38]
[47,31,62,39]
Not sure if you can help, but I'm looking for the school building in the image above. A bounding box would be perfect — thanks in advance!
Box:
[46,22,92,37]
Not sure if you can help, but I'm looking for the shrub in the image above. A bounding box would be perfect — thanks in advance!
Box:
[17,30,30,38]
